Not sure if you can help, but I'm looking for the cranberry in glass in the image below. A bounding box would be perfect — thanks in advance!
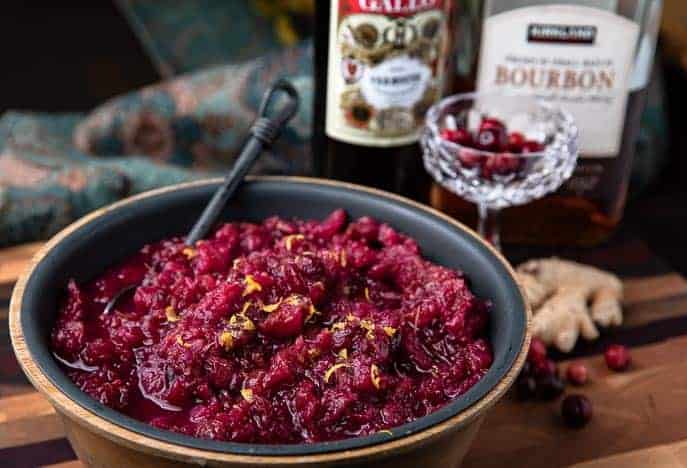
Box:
[481,116,505,128]
[475,119,507,151]
[566,362,589,386]
[422,92,579,252]
[605,344,631,371]
[507,131,526,153]
[458,148,483,169]
[485,153,522,177]
[441,127,473,146]
[522,140,545,153]
[561,394,593,428]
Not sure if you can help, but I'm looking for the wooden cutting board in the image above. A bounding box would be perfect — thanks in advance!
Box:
[2,237,687,468]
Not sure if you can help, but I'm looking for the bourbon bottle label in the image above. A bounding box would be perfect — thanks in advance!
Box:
[476,4,639,157]
[325,0,450,147]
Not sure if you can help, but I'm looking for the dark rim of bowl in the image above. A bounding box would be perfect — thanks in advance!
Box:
[15,177,528,457]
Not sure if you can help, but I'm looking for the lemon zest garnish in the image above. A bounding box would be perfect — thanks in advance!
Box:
[324,363,349,383]
[360,319,374,330]
[331,321,346,331]
[240,388,254,402]
[360,319,376,339]
[229,313,255,331]
[346,314,357,322]
[364,288,371,301]
[306,304,320,323]
[338,348,348,360]
[242,275,262,297]
[165,305,180,322]
[383,326,397,337]
[219,331,234,351]
[182,247,196,260]
[284,234,304,251]
[240,301,252,315]
[176,336,190,348]
[284,294,303,305]
[378,430,393,436]
[340,249,347,267]
[262,299,282,313]
[370,364,381,389]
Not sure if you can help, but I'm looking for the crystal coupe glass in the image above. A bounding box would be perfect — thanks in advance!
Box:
[422,92,579,250]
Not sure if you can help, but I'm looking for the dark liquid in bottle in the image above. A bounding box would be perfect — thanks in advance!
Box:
[313,0,444,201]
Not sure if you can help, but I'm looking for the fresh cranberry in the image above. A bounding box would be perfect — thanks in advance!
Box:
[441,127,473,146]
[566,362,589,386]
[527,337,547,364]
[515,375,537,401]
[507,132,526,153]
[533,358,558,378]
[561,394,593,428]
[604,344,631,371]
[522,140,544,153]
[520,360,533,377]
[536,374,565,401]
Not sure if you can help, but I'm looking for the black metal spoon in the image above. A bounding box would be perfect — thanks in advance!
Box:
[103,79,300,315]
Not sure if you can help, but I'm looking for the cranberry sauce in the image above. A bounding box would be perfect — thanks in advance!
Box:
[51,210,492,444]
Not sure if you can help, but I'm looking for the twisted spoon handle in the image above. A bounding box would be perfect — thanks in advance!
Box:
[185,79,300,245]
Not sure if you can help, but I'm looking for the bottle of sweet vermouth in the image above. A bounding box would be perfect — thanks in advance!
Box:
[313,0,455,200]
[433,0,663,246]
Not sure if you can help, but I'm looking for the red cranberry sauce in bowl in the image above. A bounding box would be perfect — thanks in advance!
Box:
[51,210,493,444]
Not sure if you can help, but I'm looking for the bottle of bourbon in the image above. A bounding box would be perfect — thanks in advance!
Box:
[433,0,663,246]
[313,0,454,200]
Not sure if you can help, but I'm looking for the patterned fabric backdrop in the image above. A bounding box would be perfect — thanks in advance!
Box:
[117,0,315,77]
[0,0,669,248]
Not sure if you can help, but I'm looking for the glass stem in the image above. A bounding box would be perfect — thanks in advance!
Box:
[477,203,501,251]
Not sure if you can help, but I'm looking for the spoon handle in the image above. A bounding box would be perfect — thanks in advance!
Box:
[186,79,300,245]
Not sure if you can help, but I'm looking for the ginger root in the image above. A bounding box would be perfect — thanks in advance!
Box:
[517,258,623,353]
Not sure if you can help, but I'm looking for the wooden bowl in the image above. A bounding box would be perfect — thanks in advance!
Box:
[10,177,530,467]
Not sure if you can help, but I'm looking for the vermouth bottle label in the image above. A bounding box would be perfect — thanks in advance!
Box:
[476,4,639,158]
[325,0,450,147]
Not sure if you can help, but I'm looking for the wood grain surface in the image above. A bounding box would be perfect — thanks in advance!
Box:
[2,237,687,467]
[0,242,42,298]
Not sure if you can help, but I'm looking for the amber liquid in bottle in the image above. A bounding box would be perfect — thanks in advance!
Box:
[313,1,454,201]
[432,0,661,246]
